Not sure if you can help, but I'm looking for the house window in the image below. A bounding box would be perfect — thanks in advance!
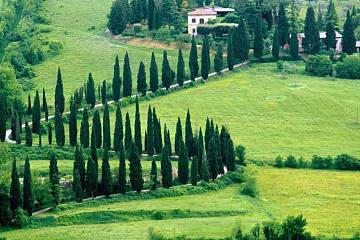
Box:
[200,19,204,24]
[192,18,196,23]
[192,28,196,33]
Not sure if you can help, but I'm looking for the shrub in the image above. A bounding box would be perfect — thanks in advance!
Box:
[305,55,333,77]
[284,155,298,168]
[334,154,360,170]
[335,55,360,79]
[277,60,284,71]
[311,155,333,169]
[274,155,284,168]
[197,23,236,36]
[240,177,258,198]
[235,145,246,165]
[12,208,30,228]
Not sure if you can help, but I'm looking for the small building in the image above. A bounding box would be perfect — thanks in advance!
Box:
[187,6,234,35]
[297,31,343,52]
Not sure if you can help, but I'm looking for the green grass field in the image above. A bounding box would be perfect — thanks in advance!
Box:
[1,167,359,239]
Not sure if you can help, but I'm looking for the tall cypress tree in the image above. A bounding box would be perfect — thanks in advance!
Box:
[325,20,336,50]
[24,121,32,147]
[69,99,78,146]
[42,88,48,121]
[191,156,198,186]
[150,159,157,190]
[86,156,97,198]
[214,44,223,74]
[303,6,320,54]
[148,0,155,30]
[162,51,172,89]
[272,27,280,60]
[254,16,263,59]
[137,61,147,96]
[176,48,185,86]
[178,139,189,184]
[201,149,210,182]
[189,35,199,80]
[49,154,60,207]
[226,138,235,171]
[153,108,162,154]
[23,155,33,216]
[134,97,142,153]
[48,123,52,145]
[93,110,102,148]
[146,106,154,156]
[174,117,182,155]
[101,149,113,197]
[90,125,98,191]
[114,103,123,152]
[112,55,121,101]
[290,30,299,60]
[196,128,204,177]
[150,52,159,92]
[0,97,6,142]
[55,67,65,114]
[161,148,172,188]
[238,18,249,61]
[118,140,126,194]
[326,0,338,30]
[207,137,218,180]
[204,118,211,153]
[73,169,83,202]
[101,80,107,105]
[227,30,235,70]
[219,125,230,164]
[342,11,356,55]
[201,36,210,80]
[32,90,41,134]
[129,142,143,193]
[55,108,65,147]
[27,94,32,116]
[185,109,194,157]
[278,2,289,47]
[108,0,128,34]
[123,52,132,97]
[74,144,86,190]
[125,112,132,153]
[10,158,21,214]
[103,103,111,150]
[86,73,96,108]
[80,108,89,148]
[14,110,21,144]
[214,126,223,175]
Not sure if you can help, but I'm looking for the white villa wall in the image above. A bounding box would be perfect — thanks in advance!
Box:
[187,15,217,35]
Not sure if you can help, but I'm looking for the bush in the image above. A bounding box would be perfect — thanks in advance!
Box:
[334,154,360,170]
[240,177,258,198]
[335,55,360,79]
[284,155,298,168]
[305,55,333,77]
[197,23,236,36]
[311,155,333,169]
[274,155,284,168]
[12,208,30,228]
[235,145,245,165]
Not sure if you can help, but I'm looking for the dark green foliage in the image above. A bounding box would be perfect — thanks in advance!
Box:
[23,156,33,216]
[303,6,320,54]
[214,44,223,74]
[150,159,157,190]
[272,27,280,60]
[174,117,182,155]
[161,51,172,89]
[129,142,143,193]
[163,124,171,155]
[219,126,229,165]
[238,18,250,61]
[113,103,123,152]
[153,108,162,154]
[201,149,210,182]
[189,35,199,80]
[146,106,154,156]
[254,16,263,59]
[290,31,299,60]
[161,148,172,188]
[125,112,132,153]
[112,55,121,101]
[150,52,159,92]
[201,36,210,79]
[42,88,48,121]
[190,156,198,186]
[226,139,235,171]
[204,118,211,153]
[148,0,155,30]
[108,0,128,34]
[326,0,338,28]
[103,103,111,150]
[325,21,336,50]
[227,30,234,70]
[101,80,107,105]
[284,155,298,168]
[118,141,126,194]
[137,61,147,96]
[86,156,97,198]
[93,110,102,148]
[0,97,6,142]
[74,144,86,190]
[86,73,96,108]
[281,215,310,240]
[0,183,11,226]
[342,11,357,55]
[178,140,189,184]
[10,158,22,214]
[55,67,65,114]
[101,149,113,197]
[278,2,289,47]
[123,52,132,97]
[27,94,32,115]
[214,126,223,175]
[274,155,284,168]
[49,154,60,207]
[335,55,360,79]
[176,48,185,86]
[14,110,21,144]
[196,128,204,177]
[305,55,333,77]
[55,108,65,147]
[39,133,42,146]
[80,108,89,148]
[69,99,78,146]
[90,125,99,184]
[134,97,142,153]
[235,145,246,166]
[32,90,41,134]
[207,137,219,180]
[48,123,52,145]
[74,169,83,202]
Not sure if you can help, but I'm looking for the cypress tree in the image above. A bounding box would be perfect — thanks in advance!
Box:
[103,103,111,150]
[42,88,48,121]
[146,106,154,156]
[161,148,172,188]
[39,132,42,147]
[290,30,299,60]
[25,121,32,147]
[0,97,6,142]
[176,48,185,86]
[10,110,16,141]
[148,0,155,30]
[144,130,147,152]
[114,103,124,152]
[233,25,241,61]
[93,110,102,148]
[204,117,211,153]
[201,36,210,80]
[32,90,41,134]
[153,108,162,154]
[14,110,21,144]
[49,153,60,207]
[227,30,235,70]
[238,18,250,61]
[208,137,218,180]
[55,67,65,114]
[219,125,230,164]
[134,97,142,153]
[214,44,223,74]
[125,112,132,153]
[178,139,189,184]
[303,6,320,54]
[69,99,78,146]
[101,80,107,105]
[23,155,33,216]
[161,51,172,89]
[10,158,22,214]
[74,144,86,190]
[326,0,338,30]
[123,52,132,97]
[152,5,161,30]
[278,2,289,47]
[325,20,336,50]
[80,108,89,148]
[174,117,182,155]
[226,138,235,171]
[86,156,97,198]
[98,84,101,101]
[164,127,172,156]
[112,55,121,101]
[150,159,157,190]
[272,27,280,60]
[137,61,147,96]
[190,156,198,186]
[101,149,112,197]
[86,73,96,108]
[201,149,210,182]
[254,16,263,59]
[27,94,32,115]
[197,128,204,177]
[185,109,194,157]
[150,52,159,92]
[189,35,199,80]
[48,123,52,145]
[108,0,128,34]
[74,169,83,202]
[118,140,126,194]
[214,126,223,175]
[129,142,143,193]
[342,11,356,55]
[90,125,98,189]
